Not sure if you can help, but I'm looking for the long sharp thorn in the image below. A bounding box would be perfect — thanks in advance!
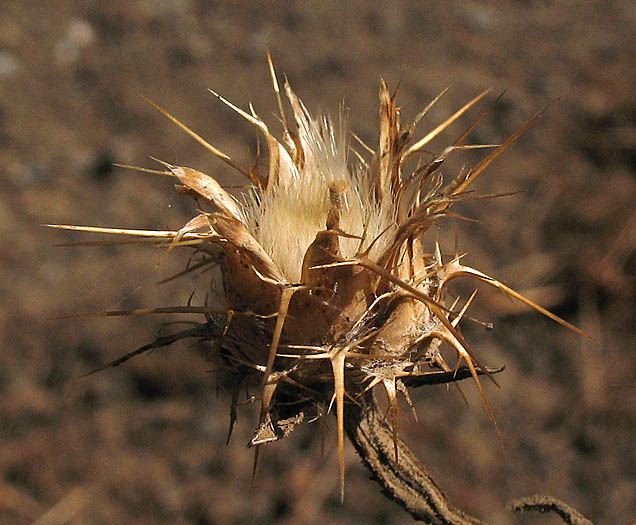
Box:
[226,382,241,445]
[250,446,260,487]
[46,224,182,238]
[266,49,289,137]
[412,86,450,128]
[54,306,215,320]
[466,356,503,448]
[142,95,251,180]
[451,105,549,196]
[113,163,172,176]
[262,287,295,388]
[447,266,595,340]
[405,89,491,158]
[452,91,506,148]
[383,379,400,462]
[330,352,347,502]
[80,325,207,378]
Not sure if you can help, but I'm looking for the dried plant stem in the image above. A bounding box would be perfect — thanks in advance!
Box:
[346,393,596,524]
[345,391,484,524]
[507,495,595,525]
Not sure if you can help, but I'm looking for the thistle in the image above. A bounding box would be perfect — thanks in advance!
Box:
[50,55,593,524]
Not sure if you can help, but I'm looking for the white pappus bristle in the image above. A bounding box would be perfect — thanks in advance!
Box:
[244,105,397,283]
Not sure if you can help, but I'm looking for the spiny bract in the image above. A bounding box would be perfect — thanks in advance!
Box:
[51,56,586,503]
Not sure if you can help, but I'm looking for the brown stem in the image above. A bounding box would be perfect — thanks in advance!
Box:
[344,391,595,524]
[344,392,485,524]
[507,495,595,525]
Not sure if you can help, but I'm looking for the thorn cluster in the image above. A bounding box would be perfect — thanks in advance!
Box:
[50,56,590,505]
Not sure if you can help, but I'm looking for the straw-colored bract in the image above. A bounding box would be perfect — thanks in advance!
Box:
[50,56,593,524]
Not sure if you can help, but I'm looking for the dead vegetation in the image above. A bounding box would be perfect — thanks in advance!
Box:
[4,3,635,523]
[50,57,597,523]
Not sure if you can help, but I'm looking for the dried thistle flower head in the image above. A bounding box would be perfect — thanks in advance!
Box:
[51,56,592,523]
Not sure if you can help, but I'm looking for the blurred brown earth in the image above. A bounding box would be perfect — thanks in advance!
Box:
[1,2,634,524]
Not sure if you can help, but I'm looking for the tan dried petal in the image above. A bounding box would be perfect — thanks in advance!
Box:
[211,214,284,283]
[172,166,243,221]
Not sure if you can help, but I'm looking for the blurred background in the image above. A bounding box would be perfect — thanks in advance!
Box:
[1,1,634,523]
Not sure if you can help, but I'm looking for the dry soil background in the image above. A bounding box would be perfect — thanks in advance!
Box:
[1,1,635,524]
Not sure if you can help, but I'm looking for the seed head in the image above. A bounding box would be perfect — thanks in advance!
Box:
[50,56,589,503]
